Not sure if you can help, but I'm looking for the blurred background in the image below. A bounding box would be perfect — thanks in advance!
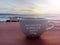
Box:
[0,0,60,21]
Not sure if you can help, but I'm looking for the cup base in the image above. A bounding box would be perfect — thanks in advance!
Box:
[26,35,40,39]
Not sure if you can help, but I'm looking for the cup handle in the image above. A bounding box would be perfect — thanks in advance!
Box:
[47,21,55,30]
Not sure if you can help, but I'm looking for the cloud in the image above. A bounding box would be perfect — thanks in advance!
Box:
[0,0,50,14]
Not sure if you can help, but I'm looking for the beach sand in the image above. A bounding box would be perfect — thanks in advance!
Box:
[0,21,60,45]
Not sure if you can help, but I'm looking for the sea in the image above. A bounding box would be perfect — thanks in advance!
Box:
[0,14,60,21]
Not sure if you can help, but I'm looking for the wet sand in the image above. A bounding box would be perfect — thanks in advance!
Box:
[0,21,60,45]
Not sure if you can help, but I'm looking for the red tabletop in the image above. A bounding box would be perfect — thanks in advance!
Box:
[0,22,60,45]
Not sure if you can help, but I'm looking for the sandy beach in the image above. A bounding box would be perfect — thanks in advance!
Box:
[0,21,60,45]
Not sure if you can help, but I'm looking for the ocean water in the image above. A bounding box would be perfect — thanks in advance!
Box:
[0,14,60,21]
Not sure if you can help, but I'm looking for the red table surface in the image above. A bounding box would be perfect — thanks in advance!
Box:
[0,22,60,45]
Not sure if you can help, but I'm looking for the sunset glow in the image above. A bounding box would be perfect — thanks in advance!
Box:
[0,0,60,14]
[48,0,60,10]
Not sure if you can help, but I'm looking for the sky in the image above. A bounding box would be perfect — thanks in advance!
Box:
[0,0,60,14]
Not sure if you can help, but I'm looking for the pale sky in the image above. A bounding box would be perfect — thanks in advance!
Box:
[0,0,60,14]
